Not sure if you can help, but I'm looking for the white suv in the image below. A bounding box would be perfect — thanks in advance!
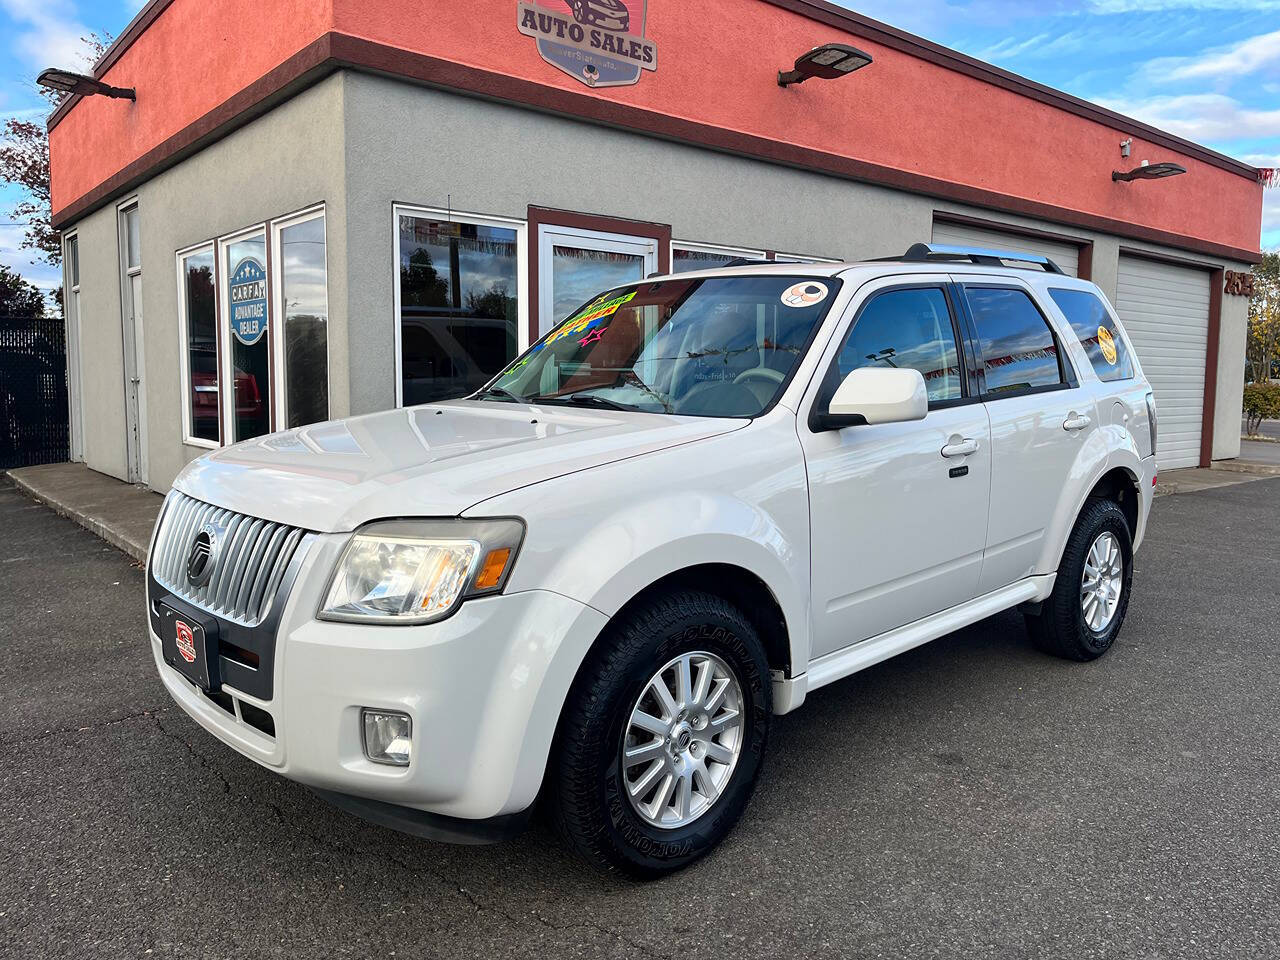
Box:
[148,243,1157,877]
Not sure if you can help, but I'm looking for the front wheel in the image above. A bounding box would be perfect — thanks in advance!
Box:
[548,590,770,878]
[1025,498,1134,661]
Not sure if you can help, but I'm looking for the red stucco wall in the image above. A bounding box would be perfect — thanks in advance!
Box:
[49,0,1263,255]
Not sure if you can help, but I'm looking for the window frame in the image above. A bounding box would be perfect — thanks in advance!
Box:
[175,241,220,449]
[955,281,1078,402]
[670,240,768,270]
[392,203,529,409]
[808,281,976,432]
[63,230,84,462]
[270,203,330,429]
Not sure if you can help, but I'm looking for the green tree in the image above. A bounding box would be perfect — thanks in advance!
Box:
[1247,252,1280,385]
[0,263,47,317]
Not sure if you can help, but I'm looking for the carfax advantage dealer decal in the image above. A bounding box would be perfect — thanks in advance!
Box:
[517,0,657,88]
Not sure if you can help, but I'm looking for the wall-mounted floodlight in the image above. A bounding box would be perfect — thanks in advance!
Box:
[1112,161,1186,183]
[37,68,135,101]
[778,43,873,88]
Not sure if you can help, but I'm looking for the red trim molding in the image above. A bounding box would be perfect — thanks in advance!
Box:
[51,32,1263,267]
[526,205,672,341]
[931,210,1096,281]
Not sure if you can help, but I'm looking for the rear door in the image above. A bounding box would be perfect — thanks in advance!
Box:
[954,277,1097,594]
[801,277,991,659]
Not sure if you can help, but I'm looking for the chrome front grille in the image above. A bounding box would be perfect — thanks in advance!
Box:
[150,492,309,626]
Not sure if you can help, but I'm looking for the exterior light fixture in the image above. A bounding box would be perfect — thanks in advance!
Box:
[778,43,873,87]
[36,68,135,101]
[1112,161,1186,183]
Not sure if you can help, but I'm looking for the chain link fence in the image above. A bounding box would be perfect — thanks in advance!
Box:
[0,315,69,469]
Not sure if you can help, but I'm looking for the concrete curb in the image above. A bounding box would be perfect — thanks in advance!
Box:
[1212,460,1280,478]
[7,469,155,564]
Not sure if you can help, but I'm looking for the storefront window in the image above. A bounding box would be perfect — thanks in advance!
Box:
[550,245,645,323]
[398,213,520,406]
[224,232,271,442]
[277,213,329,428]
[180,248,218,444]
[672,243,765,273]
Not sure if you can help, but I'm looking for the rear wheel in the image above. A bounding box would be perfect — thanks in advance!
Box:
[548,590,770,878]
[1025,498,1134,661]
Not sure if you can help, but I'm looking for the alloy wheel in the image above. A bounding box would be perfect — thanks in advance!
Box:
[1080,530,1124,632]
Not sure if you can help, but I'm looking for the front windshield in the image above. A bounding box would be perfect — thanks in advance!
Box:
[483,275,841,417]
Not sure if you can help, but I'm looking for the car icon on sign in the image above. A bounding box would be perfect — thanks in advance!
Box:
[566,0,630,32]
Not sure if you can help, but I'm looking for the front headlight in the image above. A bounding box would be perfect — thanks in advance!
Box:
[319,518,525,625]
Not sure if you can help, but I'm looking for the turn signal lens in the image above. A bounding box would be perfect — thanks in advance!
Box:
[473,548,513,591]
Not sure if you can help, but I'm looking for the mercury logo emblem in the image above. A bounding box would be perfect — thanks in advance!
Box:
[186,522,219,587]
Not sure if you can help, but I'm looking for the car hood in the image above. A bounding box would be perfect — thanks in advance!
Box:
[173,400,744,533]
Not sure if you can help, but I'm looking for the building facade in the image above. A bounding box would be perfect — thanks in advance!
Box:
[48,0,1264,491]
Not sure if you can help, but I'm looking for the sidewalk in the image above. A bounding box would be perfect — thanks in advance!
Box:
[7,462,163,563]
[6,457,1279,565]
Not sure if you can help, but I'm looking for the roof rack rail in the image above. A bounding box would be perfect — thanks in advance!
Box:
[721,257,776,267]
[900,242,1066,275]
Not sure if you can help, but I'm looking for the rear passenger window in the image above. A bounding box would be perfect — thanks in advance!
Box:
[965,287,1065,395]
[1048,288,1134,382]
[836,287,962,403]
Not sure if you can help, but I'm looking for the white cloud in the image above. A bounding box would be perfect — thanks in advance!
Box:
[0,0,96,71]
[1098,92,1280,141]
[0,222,59,292]
[1148,28,1280,82]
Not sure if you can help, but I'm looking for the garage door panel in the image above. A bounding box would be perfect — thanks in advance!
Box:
[1114,255,1211,470]
[931,220,1079,277]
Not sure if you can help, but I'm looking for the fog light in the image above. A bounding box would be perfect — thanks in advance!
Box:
[362,709,412,767]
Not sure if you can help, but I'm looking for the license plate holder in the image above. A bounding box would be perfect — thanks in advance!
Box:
[158,601,220,692]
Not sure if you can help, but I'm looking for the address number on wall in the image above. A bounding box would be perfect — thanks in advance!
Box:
[1224,270,1254,297]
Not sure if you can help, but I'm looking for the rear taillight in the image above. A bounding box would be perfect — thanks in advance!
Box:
[1145,392,1158,458]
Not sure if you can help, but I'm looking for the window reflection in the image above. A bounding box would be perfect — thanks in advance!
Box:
[551,245,644,325]
[966,287,1063,394]
[226,234,271,441]
[673,248,741,273]
[182,250,218,443]
[838,288,962,402]
[399,216,519,406]
[280,216,329,428]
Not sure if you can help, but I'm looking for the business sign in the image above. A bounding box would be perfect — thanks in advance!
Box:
[228,257,268,346]
[517,0,657,89]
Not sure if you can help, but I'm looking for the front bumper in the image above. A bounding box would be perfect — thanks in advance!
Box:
[151,532,610,823]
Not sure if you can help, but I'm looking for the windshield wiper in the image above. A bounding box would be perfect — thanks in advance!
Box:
[531,392,639,411]
[474,386,525,403]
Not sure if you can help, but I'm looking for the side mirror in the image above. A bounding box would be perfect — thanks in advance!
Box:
[816,367,929,430]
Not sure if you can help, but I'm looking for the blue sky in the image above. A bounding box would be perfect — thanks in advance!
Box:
[1,0,1277,300]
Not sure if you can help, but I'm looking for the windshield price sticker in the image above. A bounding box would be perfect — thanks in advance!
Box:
[229,257,268,346]
[1097,326,1118,365]
[548,291,638,345]
[781,281,829,308]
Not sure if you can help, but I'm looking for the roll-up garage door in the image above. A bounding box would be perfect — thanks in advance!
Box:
[1113,255,1211,470]
[931,219,1079,277]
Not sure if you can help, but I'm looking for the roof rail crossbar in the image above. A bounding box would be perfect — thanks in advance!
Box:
[901,242,1066,275]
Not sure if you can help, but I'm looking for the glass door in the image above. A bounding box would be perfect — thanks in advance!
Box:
[537,225,659,337]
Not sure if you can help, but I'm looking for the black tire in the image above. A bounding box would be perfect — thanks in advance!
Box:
[548,589,770,879]
[1025,498,1134,661]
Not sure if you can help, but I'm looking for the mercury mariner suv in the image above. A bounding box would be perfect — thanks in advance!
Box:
[147,243,1157,877]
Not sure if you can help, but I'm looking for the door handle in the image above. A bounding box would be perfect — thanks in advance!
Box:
[941,438,979,458]
[1063,413,1092,432]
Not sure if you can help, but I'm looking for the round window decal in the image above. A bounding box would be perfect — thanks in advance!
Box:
[1097,326,1118,365]
[781,281,829,308]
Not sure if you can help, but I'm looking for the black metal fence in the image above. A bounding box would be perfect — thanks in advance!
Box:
[0,315,69,469]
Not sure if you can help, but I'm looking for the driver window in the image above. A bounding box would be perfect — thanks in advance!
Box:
[836,287,963,403]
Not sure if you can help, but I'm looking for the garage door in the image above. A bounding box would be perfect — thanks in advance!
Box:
[1114,255,1211,470]
[931,219,1079,277]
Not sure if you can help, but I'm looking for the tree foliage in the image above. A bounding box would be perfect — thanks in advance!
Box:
[1247,252,1280,385]
[0,262,47,317]
[0,33,112,269]
[1243,382,1280,436]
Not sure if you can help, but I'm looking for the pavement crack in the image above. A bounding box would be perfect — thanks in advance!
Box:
[150,713,233,795]
[1,708,165,747]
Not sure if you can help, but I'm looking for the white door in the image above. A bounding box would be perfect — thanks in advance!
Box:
[802,279,991,659]
[538,225,658,337]
[119,204,146,483]
[932,219,1080,278]
[1113,255,1211,470]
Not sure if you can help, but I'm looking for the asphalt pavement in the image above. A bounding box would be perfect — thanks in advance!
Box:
[2,478,1279,959]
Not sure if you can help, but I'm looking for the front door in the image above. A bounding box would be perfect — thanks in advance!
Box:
[801,279,992,660]
[537,225,659,336]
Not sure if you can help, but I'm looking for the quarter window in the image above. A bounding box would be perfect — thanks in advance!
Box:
[835,287,963,403]
[1048,288,1134,382]
[398,212,520,406]
[965,287,1065,395]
